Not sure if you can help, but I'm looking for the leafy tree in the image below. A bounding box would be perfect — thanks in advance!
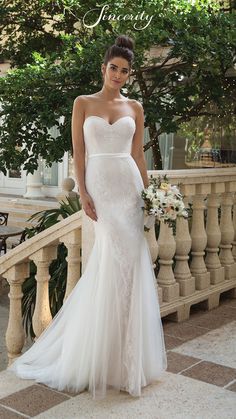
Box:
[0,0,235,173]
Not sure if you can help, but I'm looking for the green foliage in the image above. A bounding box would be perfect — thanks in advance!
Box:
[26,194,81,235]
[0,0,235,172]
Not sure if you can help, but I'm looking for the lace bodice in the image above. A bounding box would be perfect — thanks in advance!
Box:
[83,115,136,156]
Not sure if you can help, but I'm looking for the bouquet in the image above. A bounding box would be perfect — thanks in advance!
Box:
[141,174,188,231]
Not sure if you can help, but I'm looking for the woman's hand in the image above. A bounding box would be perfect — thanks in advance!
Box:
[80,192,98,222]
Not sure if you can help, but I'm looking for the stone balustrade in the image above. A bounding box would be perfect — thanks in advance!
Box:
[0,211,83,365]
[0,168,236,365]
[152,168,236,320]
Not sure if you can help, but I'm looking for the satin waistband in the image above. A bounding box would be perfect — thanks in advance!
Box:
[88,153,131,158]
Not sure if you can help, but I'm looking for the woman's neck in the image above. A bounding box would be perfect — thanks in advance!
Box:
[96,86,122,102]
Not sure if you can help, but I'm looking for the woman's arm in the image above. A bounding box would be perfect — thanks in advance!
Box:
[71,96,87,196]
[71,96,98,221]
[131,101,149,189]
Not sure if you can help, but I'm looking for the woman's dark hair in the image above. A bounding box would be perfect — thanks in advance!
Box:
[103,35,135,69]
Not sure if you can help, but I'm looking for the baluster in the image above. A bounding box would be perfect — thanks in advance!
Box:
[144,215,158,264]
[157,220,179,302]
[4,262,30,365]
[205,185,225,284]
[232,192,236,262]
[60,228,82,301]
[144,218,163,304]
[190,185,211,290]
[144,226,158,266]
[81,208,95,272]
[219,185,236,279]
[174,207,195,296]
[30,245,58,339]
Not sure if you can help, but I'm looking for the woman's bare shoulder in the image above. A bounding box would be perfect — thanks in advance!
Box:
[74,95,91,104]
[125,98,143,110]
[128,98,143,107]
[126,99,144,120]
[73,94,98,104]
[73,95,97,116]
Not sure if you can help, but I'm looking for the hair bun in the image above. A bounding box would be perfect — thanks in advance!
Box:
[115,35,134,52]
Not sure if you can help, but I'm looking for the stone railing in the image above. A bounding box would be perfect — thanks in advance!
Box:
[149,168,236,320]
[0,211,82,365]
[0,168,236,365]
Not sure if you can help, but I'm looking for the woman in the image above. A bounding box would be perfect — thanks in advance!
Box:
[8,34,167,400]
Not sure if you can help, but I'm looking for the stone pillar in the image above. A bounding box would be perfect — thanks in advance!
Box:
[144,215,158,266]
[205,184,225,284]
[190,184,211,290]
[144,221,163,304]
[24,159,45,198]
[174,213,195,296]
[4,262,30,365]
[157,220,179,302]
[30,245,58,338]
[56,177,78,202]
[232,192,236,262]
[60,228,82,301]
[219,184,236,279]
[81,208,95,273]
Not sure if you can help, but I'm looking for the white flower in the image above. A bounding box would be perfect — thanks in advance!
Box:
[141,176,188,227]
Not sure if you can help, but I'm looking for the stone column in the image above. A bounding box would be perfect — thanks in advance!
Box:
[190,184,211,290]
[24,159,45,198]
[219,183,236,279]
[205,184,225,284]
[144,225,158,266]
[30,245,58,338]
[157,220,179,302]
[60,228,82,301]
[4,262,30,365]
[81,208,95,273]
[144,220,163,304]
[174,213,195,296]
[232,192,236,262]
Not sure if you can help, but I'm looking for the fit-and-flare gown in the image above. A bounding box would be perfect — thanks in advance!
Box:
[7,115,167,400]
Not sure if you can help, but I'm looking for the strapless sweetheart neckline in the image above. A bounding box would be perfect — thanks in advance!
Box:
[84,115,136,127]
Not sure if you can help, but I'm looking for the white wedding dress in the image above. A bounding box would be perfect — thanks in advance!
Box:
[7,115,167,400]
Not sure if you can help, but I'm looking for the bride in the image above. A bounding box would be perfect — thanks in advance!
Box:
[7,34,167,400]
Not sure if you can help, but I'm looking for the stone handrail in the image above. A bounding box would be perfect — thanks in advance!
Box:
[0,211,82,275]
[0,211,82,364]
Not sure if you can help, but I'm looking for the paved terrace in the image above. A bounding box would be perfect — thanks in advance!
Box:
[0,281,235,419]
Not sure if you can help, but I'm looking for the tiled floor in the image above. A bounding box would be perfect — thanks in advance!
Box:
[163,296,236,392]
[0,288,236,418]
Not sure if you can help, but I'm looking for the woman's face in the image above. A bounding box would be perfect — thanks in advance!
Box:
[101,57,130,89]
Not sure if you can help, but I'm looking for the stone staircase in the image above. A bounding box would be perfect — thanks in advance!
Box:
[0,196,59,229]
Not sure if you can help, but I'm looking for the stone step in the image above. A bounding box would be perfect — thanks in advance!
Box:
[1,214,39,230]
[0,197,58,211]
[1,207,38,219]
[0,196,60,229]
